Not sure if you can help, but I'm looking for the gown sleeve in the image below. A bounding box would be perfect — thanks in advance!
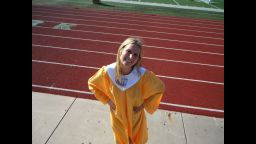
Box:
[88,66,110,104]
[142,71,165,114]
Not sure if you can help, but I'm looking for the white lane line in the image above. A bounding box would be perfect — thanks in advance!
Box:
[145,45,223,55]
[32,84,92,95]
[160,102,224,113]
[144,57,223,67]
[32,59,99,70]
[32,14,224,35]
[157,75,223,85]
[32,84,224,113]
[33,44,116,55]
[36,26,223,47]
[32,44,224,68]
[32,10,223,31]
[33,7,223,27]
[40,19,224,40]
[32,59,224,85]
[32,9,223,29]
[32,33,224,56]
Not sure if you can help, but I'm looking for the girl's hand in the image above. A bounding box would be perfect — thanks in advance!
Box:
[133,103,144,113]
[107,100,116,111]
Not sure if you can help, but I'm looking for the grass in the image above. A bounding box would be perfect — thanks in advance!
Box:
[140,0,177,5]
[32,0,224,20]
[176,0,214,8]
[210,0,224,9]
[113,0,224,9]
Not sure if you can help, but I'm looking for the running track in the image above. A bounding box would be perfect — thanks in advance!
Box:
[32,5,224,118]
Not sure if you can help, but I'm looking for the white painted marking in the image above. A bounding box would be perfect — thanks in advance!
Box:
[145,45,223,55]
[36,26,223,47]
[32,84,224,113]
[32,14,224,35]
[100,0,224,12]
[33,7,223,27]
[32,33,224,56]
[144,57,223,67]
[32,44,224,68]
[33,44,116,55]
[32,59,224,85]
[157,75,223,85]
[32,59,99,70]
[40,19,224,40]
[32,10,223,31]
[33,0,224,12]
[160,102,224,113]
[34,6,224,24]
[32,84,92,94]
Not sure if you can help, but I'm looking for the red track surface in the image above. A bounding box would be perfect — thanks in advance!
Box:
[32,5,224,118]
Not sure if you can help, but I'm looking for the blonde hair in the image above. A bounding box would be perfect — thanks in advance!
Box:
[115,37,144,85]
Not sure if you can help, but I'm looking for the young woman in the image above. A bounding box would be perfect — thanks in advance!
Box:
[88,37,165,144]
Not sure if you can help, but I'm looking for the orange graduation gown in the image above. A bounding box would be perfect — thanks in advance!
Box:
[88,63,165,144]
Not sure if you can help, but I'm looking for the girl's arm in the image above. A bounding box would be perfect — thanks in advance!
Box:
[133,103,145,113]
[88,66,110,104]
[107,99,116,111]
[142,71,165,114]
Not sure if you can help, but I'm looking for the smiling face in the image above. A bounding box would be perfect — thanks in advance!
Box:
[119,43,141,69]
[115,37,143,82]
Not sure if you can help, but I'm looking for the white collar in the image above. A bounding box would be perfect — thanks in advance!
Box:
[106,63,146,91]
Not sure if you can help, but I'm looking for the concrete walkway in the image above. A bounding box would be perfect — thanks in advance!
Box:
[101,0,224,13]
[32,92,224,144]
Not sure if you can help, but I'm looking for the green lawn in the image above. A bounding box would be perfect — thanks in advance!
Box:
[210,0,224,9]
[141,0,176,5]
[118,0,224,9]
[176,0,214,8]
[32,0,224,20]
